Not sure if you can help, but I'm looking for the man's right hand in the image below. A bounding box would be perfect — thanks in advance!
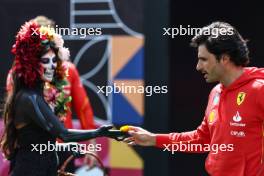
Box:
[123,126,156,147]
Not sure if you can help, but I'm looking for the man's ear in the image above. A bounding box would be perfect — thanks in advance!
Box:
[220,54,231,65]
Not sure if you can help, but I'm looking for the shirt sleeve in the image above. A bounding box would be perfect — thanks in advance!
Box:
[155,116,211,153]
[20,91,98,142]
[155,89,215,153]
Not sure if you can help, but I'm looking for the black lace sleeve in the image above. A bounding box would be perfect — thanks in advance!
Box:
[18,90,100,142]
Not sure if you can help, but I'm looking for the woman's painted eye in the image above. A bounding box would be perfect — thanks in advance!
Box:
[52,57,58,63]
[40,57,49,64]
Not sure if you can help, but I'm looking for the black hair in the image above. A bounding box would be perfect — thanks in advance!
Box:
[190,21,250,66]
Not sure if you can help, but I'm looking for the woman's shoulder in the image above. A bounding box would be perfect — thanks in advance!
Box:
[16,88,41,103]
[18,88,37,96]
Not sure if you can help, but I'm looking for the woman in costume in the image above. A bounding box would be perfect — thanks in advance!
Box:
[0,20,125,176]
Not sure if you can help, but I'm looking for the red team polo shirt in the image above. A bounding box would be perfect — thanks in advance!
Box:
[156,67,264,176]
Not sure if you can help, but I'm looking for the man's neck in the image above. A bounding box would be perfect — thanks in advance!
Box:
[220,66,244,87]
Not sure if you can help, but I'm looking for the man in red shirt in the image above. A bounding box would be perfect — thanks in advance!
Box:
[124,22,264,175]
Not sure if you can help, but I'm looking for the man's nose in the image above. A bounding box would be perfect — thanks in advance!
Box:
[196,61,201,71]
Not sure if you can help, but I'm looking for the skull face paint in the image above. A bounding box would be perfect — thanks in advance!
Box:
[40,50,57,82]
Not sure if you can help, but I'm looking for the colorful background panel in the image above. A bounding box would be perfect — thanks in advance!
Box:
[110,36,144,126]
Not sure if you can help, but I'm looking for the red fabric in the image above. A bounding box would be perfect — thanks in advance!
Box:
[63,61,95,130]
[156,67,264,176]
[11,21,50,88]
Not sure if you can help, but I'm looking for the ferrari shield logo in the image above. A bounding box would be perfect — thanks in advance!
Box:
[237,92,246,105]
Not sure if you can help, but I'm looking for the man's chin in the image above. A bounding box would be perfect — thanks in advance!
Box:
[204,77,212,83]
[205,78,217,83]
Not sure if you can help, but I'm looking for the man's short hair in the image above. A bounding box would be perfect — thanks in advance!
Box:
[190,21,250,66]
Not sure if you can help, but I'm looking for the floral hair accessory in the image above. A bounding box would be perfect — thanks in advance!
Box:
[11,21,70,87]
[12,20,72,119]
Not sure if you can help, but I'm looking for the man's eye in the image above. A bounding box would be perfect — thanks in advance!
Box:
[199,58,207,61]
[40,58,49,64]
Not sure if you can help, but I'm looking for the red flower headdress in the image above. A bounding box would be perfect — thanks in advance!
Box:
[11,21,70,87]
[11,21,71,120]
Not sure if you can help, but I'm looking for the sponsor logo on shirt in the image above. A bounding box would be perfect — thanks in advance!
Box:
[230,130,246,137]
[213,93,220,105]
[208,111,216,123]
[230,111,246,127]
[237,92,246,106]
[233,111,242,122]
